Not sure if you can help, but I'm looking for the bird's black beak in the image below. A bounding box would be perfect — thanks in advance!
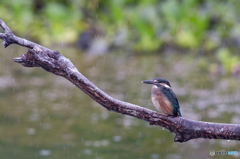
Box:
[141,80,155,84]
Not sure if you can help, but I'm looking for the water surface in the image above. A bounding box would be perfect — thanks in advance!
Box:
[0,45,239,159]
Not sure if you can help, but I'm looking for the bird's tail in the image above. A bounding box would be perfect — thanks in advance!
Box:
[178,108,182,117]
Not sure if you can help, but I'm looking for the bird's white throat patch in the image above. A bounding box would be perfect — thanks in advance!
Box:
[153,85,158,89]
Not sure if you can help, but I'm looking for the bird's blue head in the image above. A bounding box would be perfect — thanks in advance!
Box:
[142,78,171,87]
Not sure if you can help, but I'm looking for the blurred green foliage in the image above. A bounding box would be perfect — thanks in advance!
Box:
[217,48,240,74]
[0,0,83,45]
[1,0,240,73]
[1,0,240,49]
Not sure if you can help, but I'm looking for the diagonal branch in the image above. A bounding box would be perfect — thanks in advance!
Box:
[0,18,240,143]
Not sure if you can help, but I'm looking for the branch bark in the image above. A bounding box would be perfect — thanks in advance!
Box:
[1,18,240,143]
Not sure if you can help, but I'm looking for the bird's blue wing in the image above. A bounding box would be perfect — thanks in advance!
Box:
[161,87,182,117]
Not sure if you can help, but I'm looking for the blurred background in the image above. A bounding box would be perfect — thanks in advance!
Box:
[0,0,240,158]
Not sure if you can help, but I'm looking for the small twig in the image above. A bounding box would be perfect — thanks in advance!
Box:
[1,18,240,143]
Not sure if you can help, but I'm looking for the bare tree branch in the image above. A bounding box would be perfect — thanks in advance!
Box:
[1,18,240,143]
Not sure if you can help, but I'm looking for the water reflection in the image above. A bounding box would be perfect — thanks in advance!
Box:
[41,123,53,129]
[26,128,35,135]
[84,140,109,147]
[113,136,122,142]
[39,149,51,156]
[29,113,40,122]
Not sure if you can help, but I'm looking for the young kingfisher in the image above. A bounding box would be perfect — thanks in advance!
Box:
[142,78,182,117]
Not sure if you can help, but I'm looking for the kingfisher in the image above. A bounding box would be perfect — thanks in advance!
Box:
[142,78,182,117]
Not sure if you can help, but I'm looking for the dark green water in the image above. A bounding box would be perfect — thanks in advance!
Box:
[0,45,239,159]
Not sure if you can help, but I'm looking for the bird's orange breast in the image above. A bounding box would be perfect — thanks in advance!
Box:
[151,85,174,116]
